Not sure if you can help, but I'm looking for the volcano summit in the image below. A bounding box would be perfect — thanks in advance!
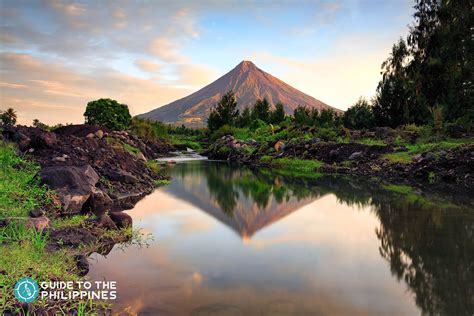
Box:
[139,61,339,126]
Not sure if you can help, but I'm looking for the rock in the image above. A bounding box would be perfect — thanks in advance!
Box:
[349,151,363,160]
[109,212,132,229]
[413,154,423,163]
[136,152,147,162]
[86,133,95,139]
[374,127,395,139]
[94,130,104,139]
[274,140,285,152]
[91,214,117,230]
[108,170,138,184]
[28,148,34,153]
[26,216,50,231]
[329,149,339,159]
[73,254,89,277]
[0,219,10,228]
[423,152,436,162]
[29,209,44,218]
[39,165,100,214]
[31,131,57,149]
[82,189,113,216]
[52,156,67,162]
[14,132,31,151]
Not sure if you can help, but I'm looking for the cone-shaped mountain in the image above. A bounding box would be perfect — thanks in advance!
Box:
[139,60,340,126]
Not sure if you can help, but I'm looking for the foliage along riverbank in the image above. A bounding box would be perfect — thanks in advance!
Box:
[0,124,171,314]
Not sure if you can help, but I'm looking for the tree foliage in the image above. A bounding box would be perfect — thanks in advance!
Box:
[373,0,473,128]
[0,108,17,125]
[84,98,131,130]
[343,98,375,130]
[252,98,271,123]
[271,103,286,124]
[207,91,240,132]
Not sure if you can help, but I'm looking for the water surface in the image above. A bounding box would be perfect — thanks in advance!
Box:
[88,161,474,315]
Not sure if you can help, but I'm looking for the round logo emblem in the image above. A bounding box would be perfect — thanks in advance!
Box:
[14,278,39,303]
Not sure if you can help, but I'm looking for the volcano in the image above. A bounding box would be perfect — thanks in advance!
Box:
[139,60,340,126]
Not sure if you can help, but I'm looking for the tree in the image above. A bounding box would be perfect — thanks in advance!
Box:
[207,91,240,132]
[270,103,286,124]
[32,119,49,130]
[237,107,252,127]
[343,97,375,130]
[252,98,270,123]
[293,105,312,126]
[0,108,17,125]
[319,109,335,127]
[84,98,131,130]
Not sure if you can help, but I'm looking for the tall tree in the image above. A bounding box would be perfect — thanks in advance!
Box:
[207,91,240,131]
[252,98,270,123]
[343,97,375,130]
[270,103,286,124]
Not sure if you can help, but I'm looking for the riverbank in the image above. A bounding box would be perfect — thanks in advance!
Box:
[0,124,172,313]
[205,133,474,195]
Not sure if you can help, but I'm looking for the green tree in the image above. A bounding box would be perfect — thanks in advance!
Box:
[237,107,252,127]
[293,105,312,126]
[270,103,286,124]
[319,109,336,127]
[32,119,49,130]
[207,91,240,132]
[0,108,17,125]
[84,98,131,130]
[252,98,270,123]
[343,97,375,130]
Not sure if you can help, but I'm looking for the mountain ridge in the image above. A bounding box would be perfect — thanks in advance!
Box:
[139,60,341,126]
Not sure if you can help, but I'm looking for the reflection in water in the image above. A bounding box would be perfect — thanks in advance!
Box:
[88,161,473,315]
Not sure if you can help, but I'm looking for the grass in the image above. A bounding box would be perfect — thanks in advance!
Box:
[146,159,162,173]
[0,141,108,313]
[0,141,48,219]
[383,138,473,165]
[383,184,413,195]
[154,179,171,187]
[105,136,141,156]
[270,158,325,173]
[357,138,386,146]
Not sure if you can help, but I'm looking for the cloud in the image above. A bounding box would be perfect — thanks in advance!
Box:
[149,37,186,63]
[0,52,193,125]
[134,59,162,73]
[175,64,217,87]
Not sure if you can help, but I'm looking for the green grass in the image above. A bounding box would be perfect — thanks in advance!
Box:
[146,159,162,173]
[154,179,171,186]
[0,141,48,219]
[383,184,414,195]
[0,141,107,313]
[105,136,141,156]
[383,139,473,165]
[357,138,386,146]
[171,135,202,151]
[271,158,325,172]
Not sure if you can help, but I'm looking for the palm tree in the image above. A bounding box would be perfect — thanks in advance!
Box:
[0,107,17,125]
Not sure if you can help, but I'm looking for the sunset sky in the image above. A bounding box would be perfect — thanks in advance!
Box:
[0,0,413,125]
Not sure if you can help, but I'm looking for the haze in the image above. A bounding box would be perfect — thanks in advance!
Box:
[0,0,413,125]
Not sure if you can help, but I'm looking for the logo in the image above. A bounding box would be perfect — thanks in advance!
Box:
[14,278,39,303]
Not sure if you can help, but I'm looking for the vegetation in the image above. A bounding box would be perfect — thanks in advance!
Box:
[0,108,17,125]
[0,142,82,312]
[84,98,131,130]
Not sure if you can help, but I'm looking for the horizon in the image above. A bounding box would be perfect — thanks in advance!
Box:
[0,0,413,125]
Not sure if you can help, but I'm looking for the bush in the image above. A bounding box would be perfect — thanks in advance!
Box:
[343,98,375,130]
[211,124,237,140]
[84,98,131,130]
[130,118,168,140]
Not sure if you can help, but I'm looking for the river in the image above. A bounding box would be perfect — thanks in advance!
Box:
[87,160,474,315]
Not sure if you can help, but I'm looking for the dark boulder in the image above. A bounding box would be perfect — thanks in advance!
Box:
[109,212,132,229]
[39,165,99,214]
[13,132,31,151]
[82,189,113,216]
[89,214,117,230]
[30,131,57,149]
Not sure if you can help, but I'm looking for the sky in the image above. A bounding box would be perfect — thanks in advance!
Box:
[0,0,414,125]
